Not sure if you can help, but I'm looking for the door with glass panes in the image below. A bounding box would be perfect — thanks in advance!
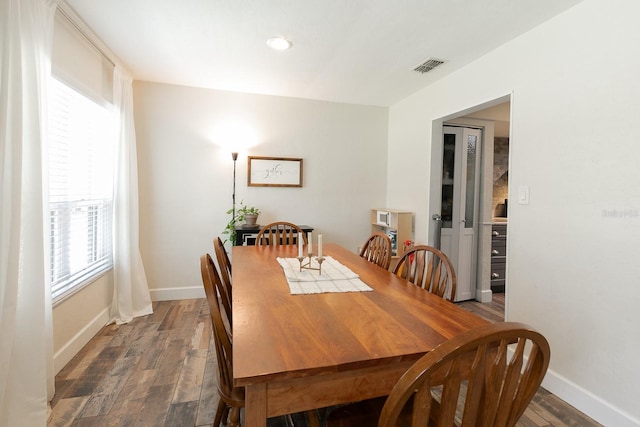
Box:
[439,126,481,301]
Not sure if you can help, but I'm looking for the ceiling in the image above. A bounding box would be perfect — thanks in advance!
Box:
[66,0,582,107]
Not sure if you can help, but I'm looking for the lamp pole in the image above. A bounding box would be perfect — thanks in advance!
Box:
[231,152,238,222]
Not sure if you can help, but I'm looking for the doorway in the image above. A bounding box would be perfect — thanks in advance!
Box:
[439,126,482,302]
[428,97,511,306]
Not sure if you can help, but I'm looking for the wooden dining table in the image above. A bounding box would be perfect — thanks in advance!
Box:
[232,243,489,427]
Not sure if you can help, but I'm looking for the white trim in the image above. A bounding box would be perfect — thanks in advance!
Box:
[149,286,205,301]
[476,288,492,303]
[53,285,203,374]
[542,369,640,427]
[53,307,110,374]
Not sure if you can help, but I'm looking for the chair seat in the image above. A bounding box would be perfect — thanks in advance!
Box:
[219,384,245,408]
[325,397,385,427]
[325,397,413,427]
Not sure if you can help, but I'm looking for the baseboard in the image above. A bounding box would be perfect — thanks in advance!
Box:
[149,286,205,301]
[476,288,493,303]
[53,286,204,374]
[53,306,110,374]
[543,368,640,427]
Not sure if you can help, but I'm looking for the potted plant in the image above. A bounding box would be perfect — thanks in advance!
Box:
[241,205,260,226]
[222,202,261,244]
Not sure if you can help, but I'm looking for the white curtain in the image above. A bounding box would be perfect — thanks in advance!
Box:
[0,0,57,425]
[110,66,153,324]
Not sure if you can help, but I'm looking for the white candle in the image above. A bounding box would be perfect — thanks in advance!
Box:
[318,234,323,258]
[307,232,312,255]
[298,232,303,257]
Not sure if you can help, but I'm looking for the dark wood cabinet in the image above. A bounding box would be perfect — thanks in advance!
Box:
[490,223,507,293]
[234,224,313,246]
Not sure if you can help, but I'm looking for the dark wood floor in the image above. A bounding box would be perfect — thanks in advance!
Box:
[49,294,602,427]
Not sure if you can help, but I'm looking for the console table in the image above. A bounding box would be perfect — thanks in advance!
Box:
[234,225,314,246]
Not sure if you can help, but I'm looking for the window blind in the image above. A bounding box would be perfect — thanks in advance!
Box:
[48,76,114,302]
[52,9,113,105]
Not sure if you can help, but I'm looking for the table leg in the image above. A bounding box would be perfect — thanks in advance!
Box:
[245,383,267,427]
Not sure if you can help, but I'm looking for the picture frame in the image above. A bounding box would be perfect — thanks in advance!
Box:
[248,156,303,187]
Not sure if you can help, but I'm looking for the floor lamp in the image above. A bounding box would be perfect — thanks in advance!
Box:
[231,152,238,222]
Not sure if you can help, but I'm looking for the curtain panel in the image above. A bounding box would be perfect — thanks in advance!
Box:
[110,67,153,324]
[0,0,58,425]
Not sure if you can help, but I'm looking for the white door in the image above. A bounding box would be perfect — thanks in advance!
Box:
[439,126,481,301]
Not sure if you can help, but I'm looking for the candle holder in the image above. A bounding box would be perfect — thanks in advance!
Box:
[297,254,325,275]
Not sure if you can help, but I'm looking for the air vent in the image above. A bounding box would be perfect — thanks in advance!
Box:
[412,58,446,74]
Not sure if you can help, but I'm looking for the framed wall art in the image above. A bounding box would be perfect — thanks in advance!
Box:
[248,156,303,187]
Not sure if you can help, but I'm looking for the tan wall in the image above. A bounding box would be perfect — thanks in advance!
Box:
[133,81,390,300]
[52,271,113,373]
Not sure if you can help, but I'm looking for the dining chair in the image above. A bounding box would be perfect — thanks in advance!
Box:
[326,322,551,427]
[200,254,321,427]
[200,254,240,427]
[379,321,551,426]
[255,221,308,246]
[392,245,457,302]
[213,236,233,321]
[359,232,392,270]
[214,236,232,277]
[203,253,232,335]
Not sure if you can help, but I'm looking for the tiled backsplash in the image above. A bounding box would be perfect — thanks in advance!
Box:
[493,137,509,217]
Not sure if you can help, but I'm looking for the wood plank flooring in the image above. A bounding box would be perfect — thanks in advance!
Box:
[49,295,602,427]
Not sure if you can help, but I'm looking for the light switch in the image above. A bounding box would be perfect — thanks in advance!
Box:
[518,186,530,205]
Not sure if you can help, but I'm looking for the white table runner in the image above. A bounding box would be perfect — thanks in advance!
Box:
[276,256,373,294]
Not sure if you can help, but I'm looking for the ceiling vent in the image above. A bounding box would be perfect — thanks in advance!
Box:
[412,58,446,74]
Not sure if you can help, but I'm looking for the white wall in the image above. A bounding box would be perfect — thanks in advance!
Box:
[387,1,640,425]
[133,82,388,300]
[52,273,112,373]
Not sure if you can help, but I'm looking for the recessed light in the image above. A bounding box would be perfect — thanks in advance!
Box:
[266,36,292,51]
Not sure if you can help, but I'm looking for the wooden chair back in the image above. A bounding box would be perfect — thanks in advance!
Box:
[204,253,232,326]
[214,236,232,278]
[213,236,233,323]
[359,232,392,270]
[200,254,243,426]
[255,221,307,246]
[378,322,551,427]
[393,245,457,302]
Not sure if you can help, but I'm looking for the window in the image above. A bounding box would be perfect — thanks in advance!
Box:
[48,76,114,303]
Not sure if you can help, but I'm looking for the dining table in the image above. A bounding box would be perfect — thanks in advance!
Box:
[232,243,489,427]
